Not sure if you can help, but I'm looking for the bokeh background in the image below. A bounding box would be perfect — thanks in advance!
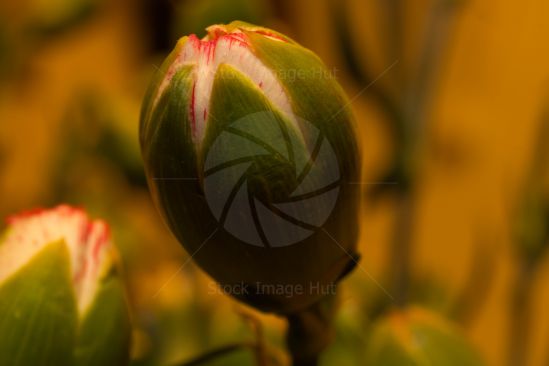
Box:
[1,0,548,365]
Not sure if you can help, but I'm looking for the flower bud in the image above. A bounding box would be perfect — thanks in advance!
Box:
[0,205,131,366]
[140,21,361,313]
[364,307,484,366]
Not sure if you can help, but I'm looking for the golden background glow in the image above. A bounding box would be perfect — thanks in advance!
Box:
[1,0,548,365]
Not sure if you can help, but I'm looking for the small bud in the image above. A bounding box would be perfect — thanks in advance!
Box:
[140,21,361,313]
[0,205,131,366]
[364,307,484,366]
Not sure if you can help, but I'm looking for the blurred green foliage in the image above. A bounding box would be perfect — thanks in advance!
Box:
[363,308,484,366]
[24,0,101,36]
[172,0,270,39]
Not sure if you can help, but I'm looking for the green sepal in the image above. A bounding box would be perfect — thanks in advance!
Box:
[141,64,211,252]
[74,275,131,366]
[141,64,197,181]
[244,31,361,255]
[244,30,360,180]
[244,28,361,270]
[204,62,320,217]
[0,240,77,366]
[140,36,190,143]
[207,20,298,45]
[203,62,307,160]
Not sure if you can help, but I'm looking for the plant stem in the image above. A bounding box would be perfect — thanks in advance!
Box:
[450,231,496,326]
[286,313,323,366]
[285,294,338,366]
[390,193,415,306]
[387,0,461,308]
[177,342,255,366]
[237,309,269,366]
[507,260,535,366]
[293,357,319,366]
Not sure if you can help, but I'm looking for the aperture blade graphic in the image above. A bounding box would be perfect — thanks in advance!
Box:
[203,112,342,247]
[204,162,252,220]
[291,138,340,197]
[273,187,339,227]
[229,113,290,160]
[224,182,264,246]
[204,131,270,172]
[254,199,313,247]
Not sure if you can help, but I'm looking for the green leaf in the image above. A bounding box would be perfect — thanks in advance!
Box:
[75,276,131,366]
[364,308,485,366]
[0,240,77,366]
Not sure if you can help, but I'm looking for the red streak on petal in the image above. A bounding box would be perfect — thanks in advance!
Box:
[6,207,45,224]
[74,259,87,284]
[92,223,107,263]
[6,204,84,224]
[88,220,110,268]
[80,219,93,246]
[225,33,249,48]
[203,108,207,120]
[208,40,217,63]
[194,36,220,64]
[259,81,264,88]
[190,80,197,137]
[165,67,176,83]
[189,34,201,50]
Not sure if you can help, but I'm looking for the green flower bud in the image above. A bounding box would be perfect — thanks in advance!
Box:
[0,205,131,366]
[140,21,361,314]
[364,307,484,366]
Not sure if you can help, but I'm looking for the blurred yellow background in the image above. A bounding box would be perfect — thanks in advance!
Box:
[1,0,548,365]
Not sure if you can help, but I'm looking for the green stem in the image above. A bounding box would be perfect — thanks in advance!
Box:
[285,294,338,366]
[176,342,255,366]
[237,310,269,366]
[507,261,535,366]
[293,357,319,366]
[387,0,461,307]
[390,193,415,306]
[450,231,496,326]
